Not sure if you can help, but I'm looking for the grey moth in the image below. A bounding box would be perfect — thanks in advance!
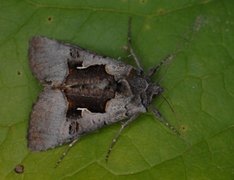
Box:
[27,20,179,163]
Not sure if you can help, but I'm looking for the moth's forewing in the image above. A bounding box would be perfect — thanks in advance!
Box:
[28,88,72,151]
[29,37,70,86]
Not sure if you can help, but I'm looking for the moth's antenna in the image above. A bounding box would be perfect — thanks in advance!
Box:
[55,138,79,168]
[147,52,177,78]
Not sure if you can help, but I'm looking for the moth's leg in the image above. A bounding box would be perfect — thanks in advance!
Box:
[55,138,79,167]
[105,114,138,162]
[151,107,180,135]
[127,18,144,72]
[147,53,176,77]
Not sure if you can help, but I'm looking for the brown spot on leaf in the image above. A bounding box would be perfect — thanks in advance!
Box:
[180,124,188,133]
[47,16,53,22]
[14,164,24,174]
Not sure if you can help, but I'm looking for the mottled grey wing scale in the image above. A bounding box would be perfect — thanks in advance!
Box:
[29,37,70,86]
[28,88,72,151]
[29,36,132,85]
[28,36,142,151]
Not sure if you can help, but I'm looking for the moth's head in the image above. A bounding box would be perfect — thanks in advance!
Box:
[142,82,164,107]
[124,68,164,107]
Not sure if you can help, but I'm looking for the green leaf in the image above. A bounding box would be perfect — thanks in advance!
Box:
[0,0,234,179]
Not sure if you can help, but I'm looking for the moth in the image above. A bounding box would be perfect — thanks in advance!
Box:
[28,19,178,163]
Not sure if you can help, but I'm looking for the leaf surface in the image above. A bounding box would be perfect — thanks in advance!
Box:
[0,0,233,179]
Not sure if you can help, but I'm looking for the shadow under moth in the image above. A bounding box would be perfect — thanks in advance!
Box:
[27,19,181,165]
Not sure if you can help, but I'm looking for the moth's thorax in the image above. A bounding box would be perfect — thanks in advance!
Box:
[58,64,148,121]
[123,68,163,107]
[143,83,164,107]
[61,64,116,114]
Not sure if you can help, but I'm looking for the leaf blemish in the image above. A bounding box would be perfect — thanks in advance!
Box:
[14,164,24,174]
[180,125,188,133]
[47,16,53,22]
[157,8,166,15]
[144,24,151,31]
[139,0,147,4]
